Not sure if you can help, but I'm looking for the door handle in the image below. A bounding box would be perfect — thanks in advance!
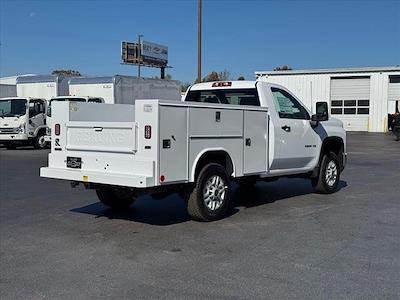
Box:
[245,138,251,146]
[281,125,291,132]
[94,127,103,132]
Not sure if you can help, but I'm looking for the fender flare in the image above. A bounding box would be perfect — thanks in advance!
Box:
[190,147,236,182]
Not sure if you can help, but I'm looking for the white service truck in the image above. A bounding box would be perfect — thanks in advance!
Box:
[0,97,48,149]
[41,81,347,221]
[44,96,105,143]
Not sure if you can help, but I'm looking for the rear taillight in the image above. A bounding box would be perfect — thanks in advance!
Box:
[55,124,60,136]
[144,125,151,139]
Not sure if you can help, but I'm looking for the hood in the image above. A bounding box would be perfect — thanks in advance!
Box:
[0,116,25,128]
[324,117,343,128]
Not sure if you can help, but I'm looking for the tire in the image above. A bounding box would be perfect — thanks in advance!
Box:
[34,132,48,149]
[96,187,136,210]
[312,151,341,194]
[5,143,16,150]
[187,163,231,222]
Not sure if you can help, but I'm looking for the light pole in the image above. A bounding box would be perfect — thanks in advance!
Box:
[197,0,202,82]
[138,34,143,78]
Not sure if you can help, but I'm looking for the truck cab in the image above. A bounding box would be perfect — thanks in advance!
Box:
[45,96,104,142]
[0,97,48,149]
[184,81,346,177]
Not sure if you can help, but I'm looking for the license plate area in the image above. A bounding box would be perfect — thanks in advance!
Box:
[66,156,82,169]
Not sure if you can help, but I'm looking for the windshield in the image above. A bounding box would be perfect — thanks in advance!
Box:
[0,99,27,117]
[47,98,86,117]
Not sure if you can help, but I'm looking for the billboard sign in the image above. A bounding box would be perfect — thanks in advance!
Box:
[141,41,168,64]
[121,41,140,64]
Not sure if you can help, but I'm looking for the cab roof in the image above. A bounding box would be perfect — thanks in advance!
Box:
[189,81,257,91]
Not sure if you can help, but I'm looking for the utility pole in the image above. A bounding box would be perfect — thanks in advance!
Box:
[197,0,202,82]
[138,34,143,78]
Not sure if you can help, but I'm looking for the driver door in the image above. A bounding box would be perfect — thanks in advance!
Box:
[28,99,46,136]
[270,88,321,171]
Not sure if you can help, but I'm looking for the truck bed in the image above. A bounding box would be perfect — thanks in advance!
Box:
[41,100,269,188]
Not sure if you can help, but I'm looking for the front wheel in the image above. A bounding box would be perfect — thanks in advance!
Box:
[187,163,231,221]
[34,132,48,149]
[96,187,136,210]
[312,152,341,194]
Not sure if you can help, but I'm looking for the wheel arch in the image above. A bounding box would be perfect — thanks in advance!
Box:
[190,148,235,182]
[314,136,345,175]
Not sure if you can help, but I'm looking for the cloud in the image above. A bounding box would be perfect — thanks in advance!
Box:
[29,12,36,17]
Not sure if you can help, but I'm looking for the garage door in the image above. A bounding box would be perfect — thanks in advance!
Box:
[388,75,400,113]
[330,77,370,131]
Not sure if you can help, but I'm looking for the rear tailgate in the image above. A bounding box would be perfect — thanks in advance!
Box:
[41,102,155,188]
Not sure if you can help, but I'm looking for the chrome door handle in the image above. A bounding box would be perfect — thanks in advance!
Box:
[281,125,291,132]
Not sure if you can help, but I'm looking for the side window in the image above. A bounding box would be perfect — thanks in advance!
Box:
[37,100,45,113]
[271,88,309,120]
[29,100,45,117]
[88,98,103,103]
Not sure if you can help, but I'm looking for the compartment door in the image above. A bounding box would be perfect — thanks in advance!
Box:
[243,110,268,174]
[159,106,188,183]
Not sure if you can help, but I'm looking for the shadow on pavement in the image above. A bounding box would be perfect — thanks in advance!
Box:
[71,178,347,226]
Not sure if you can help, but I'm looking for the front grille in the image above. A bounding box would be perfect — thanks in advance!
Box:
[0,127,19,134]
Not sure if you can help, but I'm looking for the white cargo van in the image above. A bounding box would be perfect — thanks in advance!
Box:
[41,81,347,221]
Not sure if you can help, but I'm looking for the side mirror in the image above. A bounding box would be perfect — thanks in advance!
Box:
[311,102,329,127]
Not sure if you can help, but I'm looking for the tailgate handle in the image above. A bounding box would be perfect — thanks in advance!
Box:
[94,127,103,132]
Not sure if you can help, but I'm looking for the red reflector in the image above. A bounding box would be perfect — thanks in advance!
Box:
[55,124,60,136]
[144,125,152,139]
[212,81,232,87]
[160,175,165,182]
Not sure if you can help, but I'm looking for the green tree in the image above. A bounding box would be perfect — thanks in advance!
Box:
[237,76,245,80]
[202,71,220,82]
[273,65,292,71]
[51,69,82,77]
[180,81,192,92]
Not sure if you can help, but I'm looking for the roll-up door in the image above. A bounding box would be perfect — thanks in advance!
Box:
[388,75,400,114]
[330,77,370,131]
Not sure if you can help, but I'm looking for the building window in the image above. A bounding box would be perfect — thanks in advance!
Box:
[331,99,369,115]
[389,75,400,83]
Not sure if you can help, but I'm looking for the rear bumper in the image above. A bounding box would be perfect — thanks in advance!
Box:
[40,167,155,188]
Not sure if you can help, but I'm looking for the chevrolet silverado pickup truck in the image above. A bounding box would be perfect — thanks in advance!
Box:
[41,81,346,221]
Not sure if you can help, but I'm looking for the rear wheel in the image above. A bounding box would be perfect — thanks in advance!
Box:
[312,152,340,194]
[34,132,48,149]
[187,163,231,221]
[96,187,136,210]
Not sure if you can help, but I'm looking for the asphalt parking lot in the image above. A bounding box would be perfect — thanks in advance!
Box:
[1,132,399,299]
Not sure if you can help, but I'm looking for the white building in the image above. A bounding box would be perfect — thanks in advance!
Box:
[256,66,400,132]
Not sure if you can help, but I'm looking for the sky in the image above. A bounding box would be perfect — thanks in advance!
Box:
[0,0,399,83]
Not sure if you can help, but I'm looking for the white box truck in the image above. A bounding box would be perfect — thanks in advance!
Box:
[41,81,347,221]
[16,75,69,99]
[0,97,48,149]
[68,75,181,104]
